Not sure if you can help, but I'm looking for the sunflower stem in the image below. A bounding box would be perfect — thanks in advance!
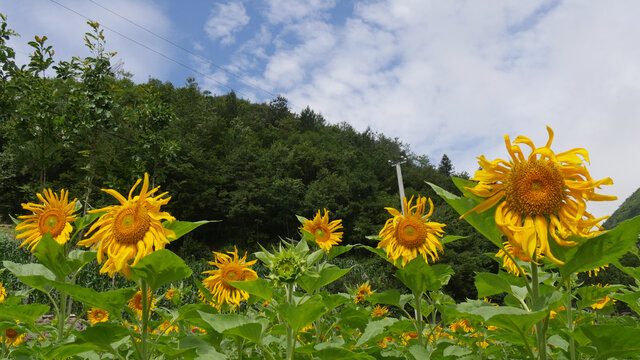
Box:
[286,283,295,360]
[140,281,150,360]
[565,279,576,360]
[415,292,425,346]
[530,262,547,360]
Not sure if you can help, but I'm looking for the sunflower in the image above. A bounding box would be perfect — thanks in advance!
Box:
[77,173,175,278]
[87,308,109,325]
[449,319,474,333]
[202,247,258,308]
[15,189,77,251]
[128,288,157,317]
[301,209,343,252]
[0,283,6,303]
[462,126,616,265]
[1,329,25,347]
[164,288,179,301]
[153,321,178,335]
[355,282,373,304]
[590,296,615,310]
[495,241,529,276]
[378,196,446,267]
[587,265,609,278]
[371,304,388,318]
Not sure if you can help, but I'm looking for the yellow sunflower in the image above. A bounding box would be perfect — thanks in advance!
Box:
[378,196,446,267]
[301,209,343,252]
[587,265,609,277]
[1,329,25,347]
[164,288,179,301]
[77,173,175,278]
[590,296,615,310]
[355,282,373,304]
[462,126,616,265]
[202,247,258,308]
[449,319,474,333]
[0,283,6,303]
[87,308,109,325]
[128,288,157,317]
[15,189,77,251]
[495,241,529,276]
[371,304,388,318]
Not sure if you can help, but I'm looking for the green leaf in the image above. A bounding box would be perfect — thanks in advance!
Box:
[51,282,136,316]
[179,336,226,360]
[558,216,640,277]
[277,295,327,332]
[162,220,217,242]
[395,258,453,294]
[443,345,472,357]
[129,249,192,290]
[581,325,640,360]
[228,278,272,301]
[368,289,402,308]
[314,347,376,360]
[75,323,128,351]
[321,293,351,311]
[298,265,351,293]
[441,235,467,245]
[0,303,49,325]
[474,272,512,298]
[2,261,55,292]
[408,345,432,360]
[43,344,103,360]
[73,211,104,232]
[427,182,503,247]
[450,300,547,335]
[613,291,640,316]
[360,245,391,264]
[197,312,267,345]
[356,317,397,346]
[327,245,354,260]
[32,233,72,280]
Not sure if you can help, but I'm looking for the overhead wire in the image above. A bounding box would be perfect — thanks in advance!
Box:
[86,0,279,100]
[46,0,261,102]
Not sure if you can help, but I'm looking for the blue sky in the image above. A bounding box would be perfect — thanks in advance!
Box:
[2,0,639,219]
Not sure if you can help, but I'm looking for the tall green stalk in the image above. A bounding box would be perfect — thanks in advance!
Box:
[140,281,150,360]
[565,279,576,360]
[286,283,295,360]
[414,292,425,346]
[530,262,547,360]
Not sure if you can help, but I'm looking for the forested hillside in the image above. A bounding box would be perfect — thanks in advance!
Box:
[603,187,640,229]
[0,18,495,300]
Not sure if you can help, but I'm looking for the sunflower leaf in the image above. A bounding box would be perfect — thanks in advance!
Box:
[355,317,397,347]
[162,220,218,242]
[228,278,272,301]
[50,281,137,316]
[276,295,327,332]
[581,325,640,360]
[395,258,453,295]
[557,215,640,278]
[129,249,193,290]
[427,182,503,248]
[0,303,49,328]
[32,232,72,280]
[2,261,55,293]
[298,265,351,293]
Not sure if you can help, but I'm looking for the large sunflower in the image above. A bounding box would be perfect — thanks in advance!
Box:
[128,288,157,317]
[77,173,175,278]
[462,126,616,265]
[202,247,258,308]
[15,189,77,251]
[378,196,446,267]
[301,209,343,252]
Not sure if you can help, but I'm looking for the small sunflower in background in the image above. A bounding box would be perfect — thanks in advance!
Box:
[462,126,616,266]
[300,209,343,252]
[202,247,258,309]
[355,282,373,304]
[378,195,446,267]
[371,304,388,318]
[87,308,109,325]
[0,282,7,303]
[15,189,77,251]
[128,288,157,318]
[77,173,175,278]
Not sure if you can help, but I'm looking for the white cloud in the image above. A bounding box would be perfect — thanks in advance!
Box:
[237,0,640,218]
[264,0,336,24]
[204,1,250,44]
[0,0,173,83]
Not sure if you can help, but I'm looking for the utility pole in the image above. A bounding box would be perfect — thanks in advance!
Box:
[390,158,407,215]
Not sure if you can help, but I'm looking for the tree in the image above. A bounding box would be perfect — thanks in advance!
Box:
[438,154,454,176]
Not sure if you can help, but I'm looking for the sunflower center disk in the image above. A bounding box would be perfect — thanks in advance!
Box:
[505,160,565,216]
[114,205,151,245]
[38,210,65,237]
[396,218,425,249]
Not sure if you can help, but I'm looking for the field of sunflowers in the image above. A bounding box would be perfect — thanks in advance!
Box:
[2,126,640,360]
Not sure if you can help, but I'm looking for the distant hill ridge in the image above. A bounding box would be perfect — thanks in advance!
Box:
[603,187,640,229]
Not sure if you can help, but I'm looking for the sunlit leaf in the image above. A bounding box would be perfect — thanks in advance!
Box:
[298,265,351,293]
[395,258,453,294]
[427,182,503,247]
[2,261,55,292]
[228,278,272,301]
[277,295,327,332]
[581,324,640,360]
[129,249,192,290]
[162,220,217,242]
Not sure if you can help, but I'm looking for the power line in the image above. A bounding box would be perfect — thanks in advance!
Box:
[46,0,257,101]
[85,0,279,99]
